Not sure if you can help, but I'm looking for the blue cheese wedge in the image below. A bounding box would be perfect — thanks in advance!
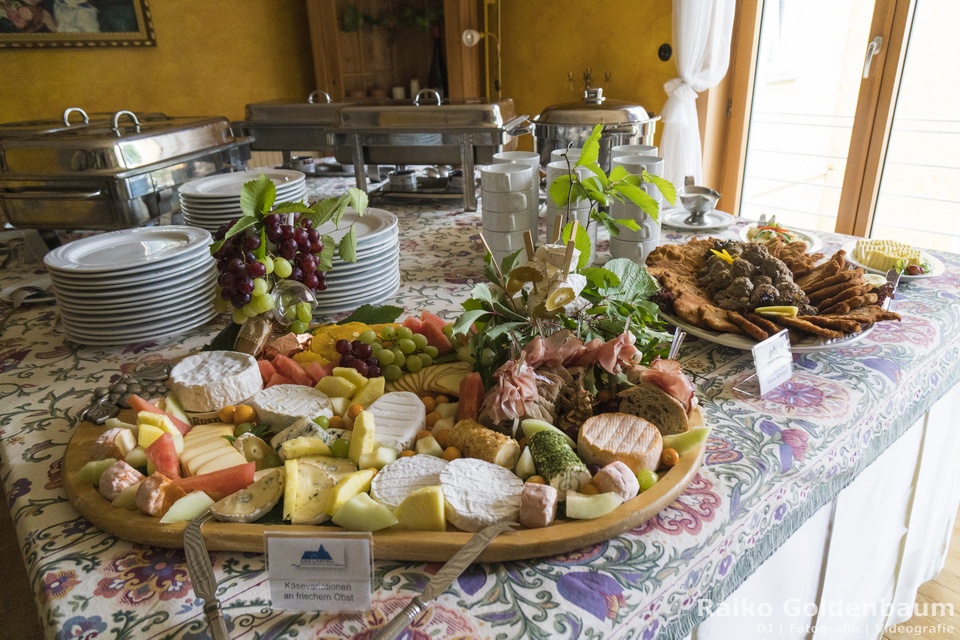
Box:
[370,454,448,510]
[210,467,284,523]
[270,416,341,453]
[248,384,333,429]
[365,392,426,452]
[440,457,523,531]
[298,455,357,482]
[286,460,337,525]
[167,351,263,413]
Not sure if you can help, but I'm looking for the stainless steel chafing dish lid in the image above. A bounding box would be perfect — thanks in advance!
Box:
[243,91,344,125]
[336,96,520,131]
[535,88,654,125]
[0,110,245,176]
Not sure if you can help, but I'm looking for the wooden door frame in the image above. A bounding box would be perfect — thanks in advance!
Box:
[709,0,914,234]
[836,0,915,236]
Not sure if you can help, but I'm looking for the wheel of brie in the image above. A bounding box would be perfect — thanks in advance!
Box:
[167,351,263,413]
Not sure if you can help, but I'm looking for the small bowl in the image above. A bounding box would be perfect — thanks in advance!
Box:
[677,185,721,215]
[388,170,417,191]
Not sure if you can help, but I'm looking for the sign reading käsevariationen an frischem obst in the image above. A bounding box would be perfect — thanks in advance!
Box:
[266,532,373,611]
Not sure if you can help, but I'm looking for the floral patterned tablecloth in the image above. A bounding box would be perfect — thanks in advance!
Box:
[2,177,960,640]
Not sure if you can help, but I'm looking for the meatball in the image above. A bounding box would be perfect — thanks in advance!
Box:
[740,243,770,266]
[715,276,754,311]
[729,258,756,279]
[750,283,779,308]
[760,258,791,281]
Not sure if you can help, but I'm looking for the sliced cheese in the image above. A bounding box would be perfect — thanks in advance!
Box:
[167,351,263,413]
[251,385,333,429]
[365,392,426,452]
[577,413,663,474]
[211,467,284,523]
[290,463,337,525]
[440,457,523,532]
[370,454,448,510]
[853,239,922,271]
[180,423,245,476]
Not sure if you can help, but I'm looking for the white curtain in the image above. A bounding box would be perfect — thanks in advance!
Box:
[660,0,736,190]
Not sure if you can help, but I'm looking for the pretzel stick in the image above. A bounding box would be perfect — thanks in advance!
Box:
[478,233,504,281]
[561,221,579,279]
[523,229,535,260]
[552,214,564,244]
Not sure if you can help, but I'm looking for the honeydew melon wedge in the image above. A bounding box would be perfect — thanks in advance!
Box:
[112,481,141,510]
[520,419,576,449]
[77,458,118,485]
[331,492,399,531]
[661,426,711,456]
[160,491,215,524]
[565,491,624,520]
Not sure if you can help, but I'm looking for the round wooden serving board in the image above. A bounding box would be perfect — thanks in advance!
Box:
[64,420,706,562]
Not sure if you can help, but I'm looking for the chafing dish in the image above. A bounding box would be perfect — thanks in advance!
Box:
[0,108,251,231]
[235,91,344,159]
[333,93,530,210]
[534,88,659,171]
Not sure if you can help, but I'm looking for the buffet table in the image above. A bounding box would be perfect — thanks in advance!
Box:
[2,176,960,640]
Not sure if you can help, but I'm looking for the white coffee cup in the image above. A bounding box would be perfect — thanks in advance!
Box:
[609,199,661,242]
[480,190,528,212]
[613,154,664,177]
[482,207,539,232]
[609,236,659,264]
[482,229,528,264]
[551,147,583,164]
[481,163,534,192]
[493,150,541,169]
[545,206,598,264]
[611,144,658,160]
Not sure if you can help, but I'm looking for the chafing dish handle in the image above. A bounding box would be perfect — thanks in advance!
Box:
[414,89,442,105]
[1,189,103,200]
[112,110,141,136]
[505,115,533,137]
[62,107,89,126]
[308,90,332,104]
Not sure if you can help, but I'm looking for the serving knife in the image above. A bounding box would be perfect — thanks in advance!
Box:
[882,268,901,310]
[373,521,517,640]
[184,510,230,640]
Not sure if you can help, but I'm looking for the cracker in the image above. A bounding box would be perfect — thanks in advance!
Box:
[803,268,864,295]
[795,251,845,290]
[821,293,878,316]
[815,284,873,311]
[728,312,771,342]
[798,315,862,334]
[743,312,782,335]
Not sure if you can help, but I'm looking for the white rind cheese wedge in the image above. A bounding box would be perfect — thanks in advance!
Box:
[211,467,284,523]
[167,351,263,413]
[440,457,523,532]
[365,392,426,452]
[248,385,333,429]
[370,454,448,510]
[180,423,247,476]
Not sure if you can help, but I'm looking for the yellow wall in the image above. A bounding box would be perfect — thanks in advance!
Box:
[0,0,315,123]
[499,0,673,147]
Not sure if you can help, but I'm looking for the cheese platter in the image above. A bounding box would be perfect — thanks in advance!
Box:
[63,412,706,562]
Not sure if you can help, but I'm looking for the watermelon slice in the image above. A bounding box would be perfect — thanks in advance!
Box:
[457,372,485,421]
[266,372,295,388]
[145,432,181,479]
[127,394,192,435]
[272,354,314,387]
[420,311,447,331]
[257,358,277,385]
[402,316,425,334]
[173,461,255,501]
[419,320,453,354]
[302,361,327,385]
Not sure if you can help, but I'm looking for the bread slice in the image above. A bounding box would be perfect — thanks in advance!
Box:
[617,383,690,436]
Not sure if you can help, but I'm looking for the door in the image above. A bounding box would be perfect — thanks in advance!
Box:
[724,0,959,250]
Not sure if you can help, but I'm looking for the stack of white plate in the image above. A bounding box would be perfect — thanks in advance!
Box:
[314,208,400,314]
[180,170,308,232]
[44,226,217,346]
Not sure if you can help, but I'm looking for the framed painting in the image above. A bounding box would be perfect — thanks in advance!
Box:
[0,0,155,48]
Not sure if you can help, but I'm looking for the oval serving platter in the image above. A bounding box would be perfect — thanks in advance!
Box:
[63,417,706,562]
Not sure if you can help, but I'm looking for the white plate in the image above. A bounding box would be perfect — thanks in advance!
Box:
[315,208,398,245]
[314,272,401,313]
[54,279,215,312]
[62,306,216,338]
[179,170,305,198]
[661,208,735,231]
[64,309,217,346]
[61,290,217,326]
[840,240,946,280]
[50,256,214,290]
[52,265,216,303]
[180,187,307,211]
[325,243,400,281]
[318,263,399,297]
[44,226,211,273]
[661,312,874,354]
[48,243,213,283]
[739,225,824,253]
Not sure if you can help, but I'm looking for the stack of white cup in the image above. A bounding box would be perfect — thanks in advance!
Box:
[545,160,596,263]
[480,162,536,264]
[492,150,542,239]
[608,153,664,264]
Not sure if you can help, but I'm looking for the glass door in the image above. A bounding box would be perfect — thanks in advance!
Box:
[869,0,960,252]
[738,0,876,233]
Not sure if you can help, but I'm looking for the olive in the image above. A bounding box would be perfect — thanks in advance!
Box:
[906,265,923,276]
